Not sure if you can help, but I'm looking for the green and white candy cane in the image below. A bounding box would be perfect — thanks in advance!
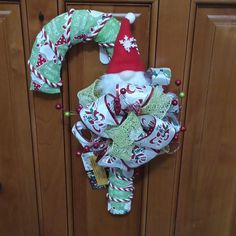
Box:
[28,9,120,94]
[107,168,135,215]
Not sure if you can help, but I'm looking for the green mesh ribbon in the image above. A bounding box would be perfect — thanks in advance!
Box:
[142,86,173,119]
[105,112,144,161]
[77,79,101,107]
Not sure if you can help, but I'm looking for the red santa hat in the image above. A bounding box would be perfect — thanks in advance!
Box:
[106,13,145,74]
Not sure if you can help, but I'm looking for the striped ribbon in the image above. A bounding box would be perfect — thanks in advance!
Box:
[28,62,62,88]
[109,182,134,192]
[112,168,134,182]
[85,14,112,42]
[42,28,64,63]
[65,8,75,48]
[107,168,134,203]
[106,193,133,203]
[98,42,114,47]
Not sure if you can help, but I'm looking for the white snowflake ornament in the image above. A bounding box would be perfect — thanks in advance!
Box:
[119,35,139,53]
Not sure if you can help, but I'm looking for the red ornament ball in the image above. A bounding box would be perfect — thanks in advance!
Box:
[55,103,63,110]
[120,88,127,95]
[93,142,100,149]
[181,126,186,132]
[76,104,83,113]
[135,169,140,176]
[83,146,90,153]
[172,99,178,106]
[114,97,120,103]
[174,133,179,140]
[162,85,168,92]
[175,80,181,86]
[76,151,82,157]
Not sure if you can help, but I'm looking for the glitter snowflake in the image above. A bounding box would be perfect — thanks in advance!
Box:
[119,35,139,53]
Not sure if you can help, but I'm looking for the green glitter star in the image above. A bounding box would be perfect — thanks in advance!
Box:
[105,112,144,161]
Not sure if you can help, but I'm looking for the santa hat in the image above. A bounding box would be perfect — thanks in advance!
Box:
[106,13,145,74]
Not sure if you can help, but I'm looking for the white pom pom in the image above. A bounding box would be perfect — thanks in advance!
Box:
[125,12,136,24]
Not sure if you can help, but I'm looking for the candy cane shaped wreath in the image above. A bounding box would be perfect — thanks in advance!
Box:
[28,9,184,215]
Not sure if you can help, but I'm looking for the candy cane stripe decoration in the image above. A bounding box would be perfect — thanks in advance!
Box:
[85,14,112,42]
[106,193,133,203]
[28,61,62,88]
[98,42,114,47]
[112,168,134,182]
[109,182,134,192]
[42,28,64,62]
[65,8,75,48]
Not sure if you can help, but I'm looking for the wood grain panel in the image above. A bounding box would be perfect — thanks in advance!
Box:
[0,4,39,236]
[145,0,191,235]
[176,6,236,236]
[25,0,69,235]
[65,3,152,236]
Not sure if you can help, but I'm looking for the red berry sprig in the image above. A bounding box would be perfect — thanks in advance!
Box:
[120,88,127,95]
[172,99,178,106]
[76,104,83,114]
[93,142,100,149]
[55,103,63,110]
[83,146,90,153]
[76,151,82,157]
[175,80,181,86]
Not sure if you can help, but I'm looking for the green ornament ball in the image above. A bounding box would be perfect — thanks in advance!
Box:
[179,92,185,98]
[64,111,71,117]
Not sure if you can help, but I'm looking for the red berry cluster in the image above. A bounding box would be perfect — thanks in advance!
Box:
[76,141,102,157]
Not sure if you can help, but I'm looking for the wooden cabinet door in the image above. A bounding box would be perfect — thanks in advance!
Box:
[24,0,69,235]
[176,5,236,236]
[0,3,39,236]
[63,2,157,236]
